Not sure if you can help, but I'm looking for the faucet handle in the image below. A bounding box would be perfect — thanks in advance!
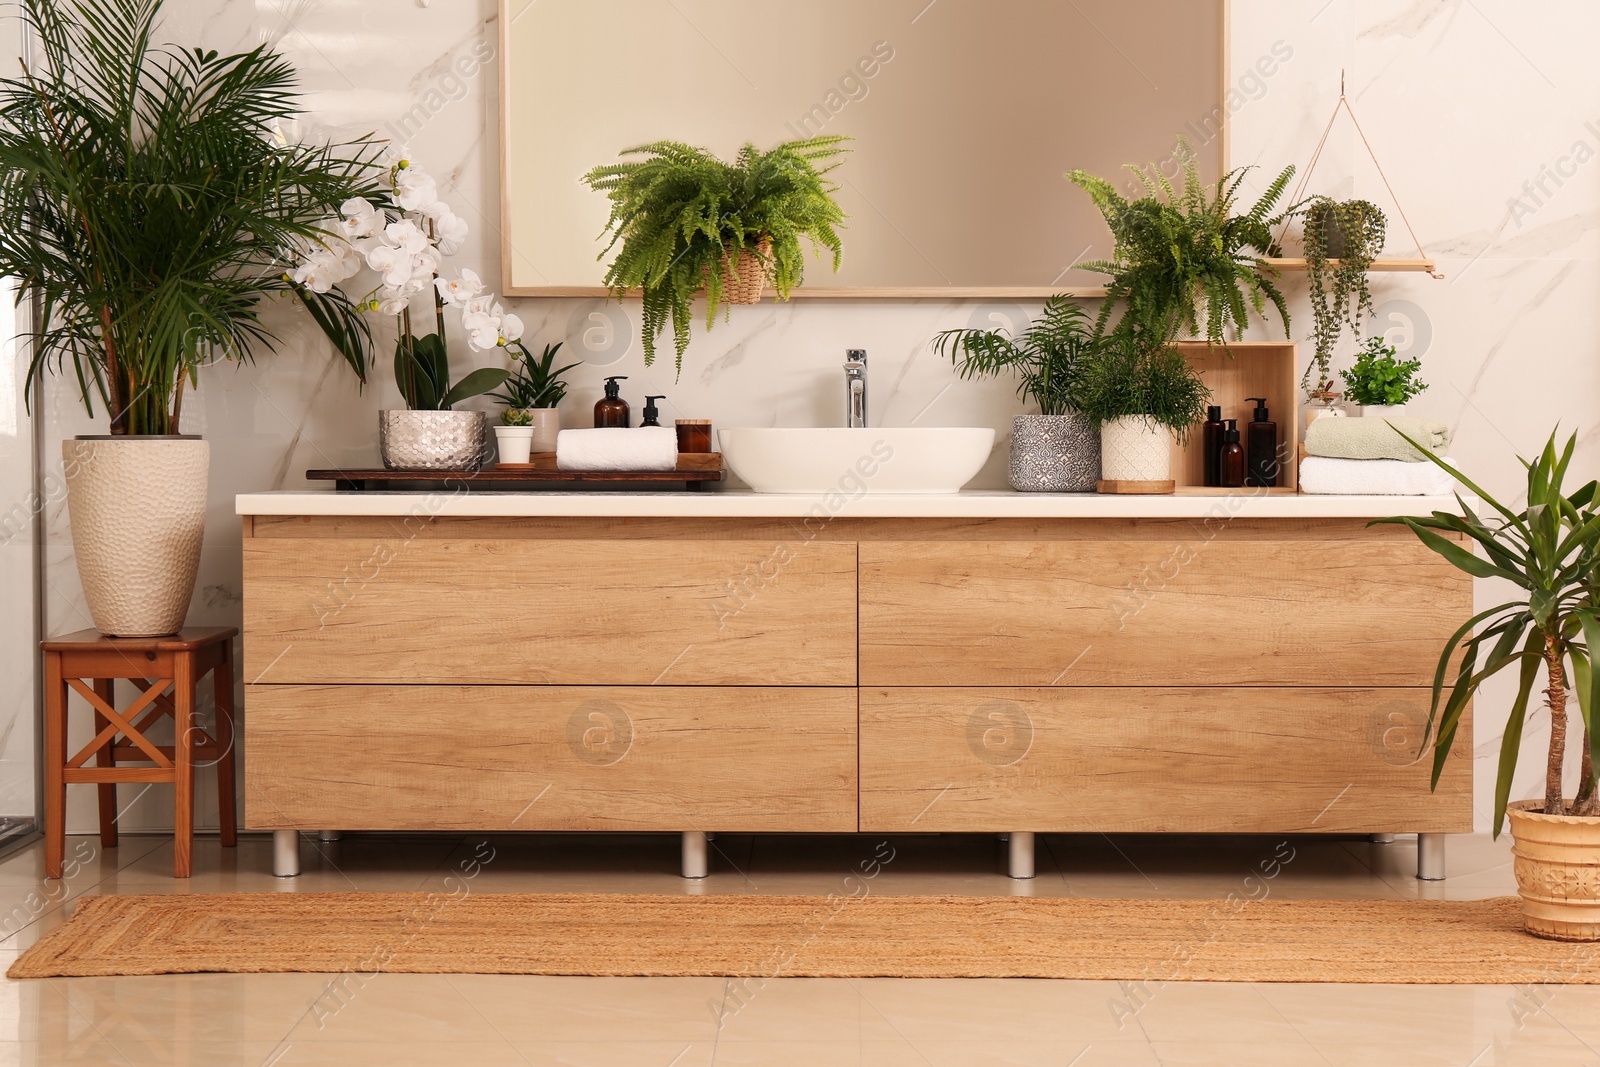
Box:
[845,348,867,366]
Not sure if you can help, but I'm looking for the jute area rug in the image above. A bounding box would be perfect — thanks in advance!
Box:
[10,893,1599,983]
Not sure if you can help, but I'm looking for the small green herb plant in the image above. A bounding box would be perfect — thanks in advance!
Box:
[394,333,508,411]
[490,341,581,423]
[1069,140,1297,347]
[1303,195,1387,392]
[1340,337,1425,407]
[582,137,848,375]
[1075,329,1212,442]
[1373,432,1600,827]
[930,297,1098,416]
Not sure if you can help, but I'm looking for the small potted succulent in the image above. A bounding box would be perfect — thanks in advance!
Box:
[582,136,848,375]
[1076,328,1211,490]
[1303,195,1387,395]
[1340,336,1426,417]
[490,341,581,462]
[1377,433,1600,940]
[932,296,1101,492]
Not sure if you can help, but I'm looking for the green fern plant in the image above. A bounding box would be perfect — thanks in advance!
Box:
[1069,140,1296,348]
[930,296,1098,416]
[582,137,847,376]
[1303,195,1386,392]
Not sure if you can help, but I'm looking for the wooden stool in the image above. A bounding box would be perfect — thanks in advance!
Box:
[42,627,239,878]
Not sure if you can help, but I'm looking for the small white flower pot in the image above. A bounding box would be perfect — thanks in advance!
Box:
[494,425,536,465]
[1360,404,1408,418]
[527,408,560,453]
[1099,416,1173,483]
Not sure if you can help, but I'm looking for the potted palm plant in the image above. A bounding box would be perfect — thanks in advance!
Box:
[1376,433,1600,940]
[582,137,848,376]
[1069,140,1297,347]
[0,0,381,636]
[489,341,580,462]
[932,296,1102,492]
[1076,328,1211,492]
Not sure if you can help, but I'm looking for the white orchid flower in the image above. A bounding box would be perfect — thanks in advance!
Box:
[435,268,484,307]
[434,211,469,255]
[460,299,505,351]
[366,243,420,289]
[498,312,524,345]
[338,198,383,239]
[384,218,433,256]
[393,166,438,212]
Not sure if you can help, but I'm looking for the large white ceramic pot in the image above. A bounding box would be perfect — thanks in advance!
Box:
[379,410,488,470]
[527,408,560,454]
[1009,413,1099,492]
[1099,416,1173,482]
[1509,800,1600,941]
[62,435,208,638]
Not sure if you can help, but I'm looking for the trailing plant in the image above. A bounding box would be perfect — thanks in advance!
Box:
[1068,140,1297,347]
[1340,336,1425,407]
[490,341,581,420]
[582,137,848,375]
[930,296,1099,416]
[1075,328,1211,441]
[1373,432,1600,830]
[1302,195,1386,392]
[0,0,386,435]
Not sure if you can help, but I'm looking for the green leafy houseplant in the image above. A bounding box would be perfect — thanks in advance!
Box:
[1374,433,1599,830]
[392,333,508,412]
[1303,196,1387,392]
[490,341,580,423]
[1340,336,1426,407]
[582,137,848,374]
[0,0,384,435]
[1068,140,1297,347]
[1075,330,1212,441]
[930,296,1097,415]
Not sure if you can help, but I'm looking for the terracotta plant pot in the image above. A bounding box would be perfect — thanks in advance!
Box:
[62,435,209,637]
[1009,413,1099,492]
[1509,799,1600,941]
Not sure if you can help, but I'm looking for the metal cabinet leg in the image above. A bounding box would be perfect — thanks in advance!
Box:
[1008,831,1035,879]
[1416,833,1446,881]
[682,831,709,879]
[1369,833,1395,844]
[318,830,343,842]
[273,830,301,877]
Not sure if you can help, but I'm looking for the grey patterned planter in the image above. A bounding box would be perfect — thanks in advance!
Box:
[1008,413,1099,492]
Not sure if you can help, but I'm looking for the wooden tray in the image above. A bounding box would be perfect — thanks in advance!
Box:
[309,453,723,492]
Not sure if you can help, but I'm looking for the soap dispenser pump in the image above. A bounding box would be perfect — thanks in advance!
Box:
[641,396,666,427]
[595,376,630,428]
[1244,396,1278,488]
[1220,420,1245,488]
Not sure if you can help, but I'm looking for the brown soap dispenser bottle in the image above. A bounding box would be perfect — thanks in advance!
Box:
[1220,420,1245,488]
[594,376,630,428]
[1245,397,1278,488]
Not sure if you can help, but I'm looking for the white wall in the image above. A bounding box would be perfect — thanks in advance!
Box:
[34,0,1599,832]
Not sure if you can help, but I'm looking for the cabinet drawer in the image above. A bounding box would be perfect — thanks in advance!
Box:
[859,687,1471,833]
[244,685,858,832]
[244,538,856,685]
[859,540,1469,686]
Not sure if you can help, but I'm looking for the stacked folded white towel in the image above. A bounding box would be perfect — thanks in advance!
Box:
[1300,454,1457,496]
[555,427,678,471]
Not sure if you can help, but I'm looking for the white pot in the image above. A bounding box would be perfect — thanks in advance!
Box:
[494,425,536,465]
[527,408,560,454]
[1360,404,1408,418]
[1099,416,1173,482]
[62,436,209,637]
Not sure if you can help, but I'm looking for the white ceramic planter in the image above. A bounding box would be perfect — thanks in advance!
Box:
[1099,416,1173,482]
[62,436,209,637]
[494,425,535,465]
[527,408,560,454]
[1360,404,1408,418]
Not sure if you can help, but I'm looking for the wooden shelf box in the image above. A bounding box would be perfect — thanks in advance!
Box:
[1170,341,1300,494]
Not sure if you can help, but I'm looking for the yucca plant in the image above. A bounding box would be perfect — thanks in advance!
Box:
[582,137,847,375]
[1374,432,1600,831]
[1069,140,1296,347]
[0,0,383,435]
[931,296,1098,416]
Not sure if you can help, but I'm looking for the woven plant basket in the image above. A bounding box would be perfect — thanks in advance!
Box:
[719,238,771,304]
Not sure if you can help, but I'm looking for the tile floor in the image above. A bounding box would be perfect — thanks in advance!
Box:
[0,830,1594,1066]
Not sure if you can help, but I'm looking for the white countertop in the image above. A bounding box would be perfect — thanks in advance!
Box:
[236,489,1464,519]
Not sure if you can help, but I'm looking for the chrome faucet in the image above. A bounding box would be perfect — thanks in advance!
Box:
[845,349,868,428]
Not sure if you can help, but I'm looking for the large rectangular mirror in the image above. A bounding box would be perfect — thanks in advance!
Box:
[500,0,1224,297]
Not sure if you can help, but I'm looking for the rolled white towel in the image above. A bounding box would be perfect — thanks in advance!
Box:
[1299,454,1459,496]
[556,427,678,472]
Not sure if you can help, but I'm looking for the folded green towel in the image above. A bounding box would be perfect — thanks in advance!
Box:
[1303,416,1450,462]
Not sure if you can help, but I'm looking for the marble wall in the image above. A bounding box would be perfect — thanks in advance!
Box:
[26,0,1600,833]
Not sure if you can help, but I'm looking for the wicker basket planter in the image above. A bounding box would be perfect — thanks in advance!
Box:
[719,238,772,304]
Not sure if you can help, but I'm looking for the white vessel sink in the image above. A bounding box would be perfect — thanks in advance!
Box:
[719,427,996,495]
